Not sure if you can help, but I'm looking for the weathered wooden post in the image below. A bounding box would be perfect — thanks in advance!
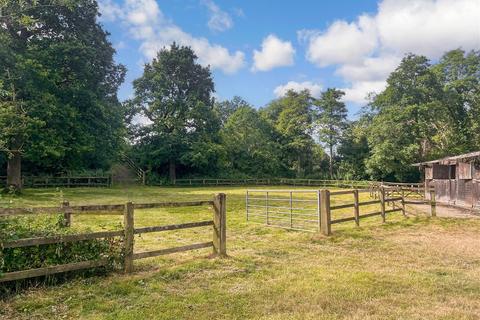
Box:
[123,202,134,273]
[319,189,331,236]
[62,200,71,227]
[380,187,386,223]
[213,193,227,257]
[289,191,293,228]
[430,189,436,217]
[401,188,406,216]
[317,190,321,231]
[353,189,360,226]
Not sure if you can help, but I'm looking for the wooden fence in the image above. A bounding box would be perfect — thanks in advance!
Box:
[175,178,372,188]
[0,194,227,283]
[0,176,111,188]
[247,187,437,235]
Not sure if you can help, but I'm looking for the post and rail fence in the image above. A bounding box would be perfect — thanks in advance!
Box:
[246,186,436,236]
[0,176,112,188]
[0,194,227,283]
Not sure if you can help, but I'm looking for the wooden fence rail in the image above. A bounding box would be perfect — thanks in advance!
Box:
[0,194,227,283]
[175,178,373,188]
[322,187,436,235]
[0,176,111,188]
[247,187,436,235]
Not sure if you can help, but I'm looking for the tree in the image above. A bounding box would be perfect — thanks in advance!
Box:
[214,96,250,126]
[220,106,284,177]
[131,44,219,181]
[0,0,126,190]
[432,49,480,154]
[315,88,348,178]
[364,54,443,181]
[336,120,370,180]
[262,90,316,177]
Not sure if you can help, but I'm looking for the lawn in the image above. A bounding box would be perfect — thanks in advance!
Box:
[1,185,480,320]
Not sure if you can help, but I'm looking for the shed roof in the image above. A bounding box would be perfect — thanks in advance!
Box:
[413,151,480,166]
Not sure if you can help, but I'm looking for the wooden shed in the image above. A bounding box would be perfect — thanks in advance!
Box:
[414,151,480,208]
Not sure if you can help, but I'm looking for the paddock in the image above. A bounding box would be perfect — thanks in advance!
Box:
[1,185,480,319]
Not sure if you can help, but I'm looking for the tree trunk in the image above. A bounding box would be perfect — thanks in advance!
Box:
[7,151,22,190]
[329,144,333,179]
[169,159,176,182]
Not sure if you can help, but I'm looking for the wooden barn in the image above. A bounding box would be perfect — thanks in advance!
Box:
[415,151,480,208]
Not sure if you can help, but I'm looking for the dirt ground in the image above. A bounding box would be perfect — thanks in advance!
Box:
[407,203,480,219]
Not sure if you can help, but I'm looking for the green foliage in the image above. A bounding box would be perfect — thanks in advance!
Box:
[0,214,123,294]
[130,43,221,181]
[357,51,478,181]
[0,0,126,179]
[220,106,285,177]
[262,90,317,177]
[314,88,348,177]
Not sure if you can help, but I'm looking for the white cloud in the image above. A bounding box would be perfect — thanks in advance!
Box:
[202,0,233,32]
[252,35,295,72]
[98,0,245,74]
[97,0,124,22]
[335,55,401,82]
[300,0,480,104]
[274,81,323,98]
[342,81,387,104]
[303,15,378,67]
[376,0,480,59]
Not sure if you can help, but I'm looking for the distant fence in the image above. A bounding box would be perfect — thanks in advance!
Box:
[0,176,111,188]
[246,187,436,235]
[0,194,227,283]
[174,178,372,188]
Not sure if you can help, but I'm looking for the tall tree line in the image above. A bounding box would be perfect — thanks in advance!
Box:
[1,0,479,187]
[0,0,126,190]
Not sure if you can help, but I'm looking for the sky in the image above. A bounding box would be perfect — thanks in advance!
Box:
[98,0,480,118]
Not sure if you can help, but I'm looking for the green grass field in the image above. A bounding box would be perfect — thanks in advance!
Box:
[1,185,480,319]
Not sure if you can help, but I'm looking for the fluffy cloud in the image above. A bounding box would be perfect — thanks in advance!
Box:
[342,81,387,104]
[252,35,295,72]
[376,0,480,58]
[98,0,245,74]
[302,15,377,67]
[202,0,233,32]
[335,55,401,82]
[274,81,323,98]
[300,0,480,104]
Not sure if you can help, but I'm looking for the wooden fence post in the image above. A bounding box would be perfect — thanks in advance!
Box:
[380,187,386,223]
[319,189,331,236]
[213,193,227,257]
[123,202,134,273]
[353,189,360,226]
[62,201,71,227]
[401,189,406,216]
[430,190,436,217]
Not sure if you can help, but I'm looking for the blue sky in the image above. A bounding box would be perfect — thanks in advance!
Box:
[98,0,480,118]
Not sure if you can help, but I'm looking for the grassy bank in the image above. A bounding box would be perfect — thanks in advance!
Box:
[1,186,480,319]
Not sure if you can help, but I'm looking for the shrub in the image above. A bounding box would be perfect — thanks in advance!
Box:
[0,214,123,295]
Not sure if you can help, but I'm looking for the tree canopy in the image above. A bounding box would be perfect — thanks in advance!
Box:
[1,12,479,187]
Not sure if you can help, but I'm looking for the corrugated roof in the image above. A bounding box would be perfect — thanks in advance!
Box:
[413,151,480,166]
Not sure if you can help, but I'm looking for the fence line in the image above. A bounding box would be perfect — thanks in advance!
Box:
[175,178,373,188]
[0,176,111,188]
[246,187,437,235]
[0,194,227,283]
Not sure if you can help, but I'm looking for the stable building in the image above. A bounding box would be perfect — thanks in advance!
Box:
[414,151,480,208]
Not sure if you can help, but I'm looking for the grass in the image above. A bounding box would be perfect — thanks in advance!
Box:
[1,185,480,319]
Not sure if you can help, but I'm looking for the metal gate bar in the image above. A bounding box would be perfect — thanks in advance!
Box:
[246,189,320,232]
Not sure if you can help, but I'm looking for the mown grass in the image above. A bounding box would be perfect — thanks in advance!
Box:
[1,185,480,319]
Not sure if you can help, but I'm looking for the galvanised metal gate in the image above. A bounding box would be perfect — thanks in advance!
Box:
[246,189,320,232]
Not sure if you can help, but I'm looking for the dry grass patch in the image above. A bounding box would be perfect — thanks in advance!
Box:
[1,186,480,319]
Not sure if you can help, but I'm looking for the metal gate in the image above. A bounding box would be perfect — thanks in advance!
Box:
[246,189,320,232]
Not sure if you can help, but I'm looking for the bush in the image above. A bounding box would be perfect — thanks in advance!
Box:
[0,214,123,295]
